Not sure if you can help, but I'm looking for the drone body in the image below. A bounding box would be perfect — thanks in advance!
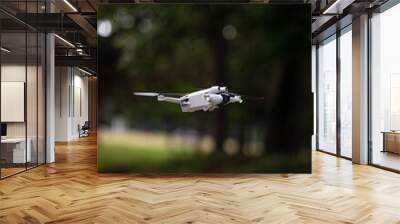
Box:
[134,86,247,112]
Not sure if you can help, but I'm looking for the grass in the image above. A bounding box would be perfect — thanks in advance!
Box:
[97,143,311,173]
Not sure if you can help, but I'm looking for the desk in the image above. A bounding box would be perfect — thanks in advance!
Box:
[382,131,400,154]
[1,138,31,164]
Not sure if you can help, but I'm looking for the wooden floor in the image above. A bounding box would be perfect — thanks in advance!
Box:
[1,167,26,178]
[372,150,400,171]
[1,135,400,223]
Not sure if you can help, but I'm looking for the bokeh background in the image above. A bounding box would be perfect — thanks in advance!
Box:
[98,4,312,173]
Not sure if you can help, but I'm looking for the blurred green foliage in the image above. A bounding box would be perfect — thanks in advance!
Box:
[98,143,311,173]
[98,4,312,173]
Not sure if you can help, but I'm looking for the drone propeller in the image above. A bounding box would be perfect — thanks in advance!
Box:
[134,92,186,97]
[241,95,265,101]
[134,92,160,97]
[230,92,264,101]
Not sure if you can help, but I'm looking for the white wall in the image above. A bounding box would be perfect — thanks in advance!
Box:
[1,65,38,138]
[72,72,89,138]
[1,63,46,164]
[55,67,69,141]
[55,67,89,141]
[1,65,26,131]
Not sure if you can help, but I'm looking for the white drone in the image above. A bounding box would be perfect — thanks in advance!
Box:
[134,86,262,112]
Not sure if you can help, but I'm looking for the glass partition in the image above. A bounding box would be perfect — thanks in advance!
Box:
[0,2,46,179]
[27,30,38,169]
[1,30,28,177]
[317,35,337,154]
[26,1,41,168]
[38,32,45,165]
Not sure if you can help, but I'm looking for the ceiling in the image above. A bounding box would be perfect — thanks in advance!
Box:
[0,0,392,72]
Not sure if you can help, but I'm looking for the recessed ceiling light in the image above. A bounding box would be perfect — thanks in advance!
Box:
[63,0,78,12]
[78,67,92,76]
[54,34,75,48]
[322,0,352,15]
[1,47,11,53]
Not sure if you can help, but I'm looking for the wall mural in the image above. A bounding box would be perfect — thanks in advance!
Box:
[98,4,312,173]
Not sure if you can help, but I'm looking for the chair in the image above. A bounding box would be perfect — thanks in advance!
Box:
[79,121,90,138]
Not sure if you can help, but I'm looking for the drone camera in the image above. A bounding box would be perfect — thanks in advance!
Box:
[218,86,227,92]
[206,94,223,104]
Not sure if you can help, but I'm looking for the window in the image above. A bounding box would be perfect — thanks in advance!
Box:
[317,35,337,154]
[339,27,352,158]
[370,3,400,171]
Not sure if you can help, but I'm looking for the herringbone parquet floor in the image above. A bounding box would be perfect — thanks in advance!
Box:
[1,135,400,223]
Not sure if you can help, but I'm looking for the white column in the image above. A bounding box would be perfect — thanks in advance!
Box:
[46,33,55,163]
[352,14,369,164]
[46,1,55,163]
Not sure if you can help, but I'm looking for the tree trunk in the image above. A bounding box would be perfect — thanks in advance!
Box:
[235,121,245,154]
[264,61,301,154]
[211,14,228,153]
